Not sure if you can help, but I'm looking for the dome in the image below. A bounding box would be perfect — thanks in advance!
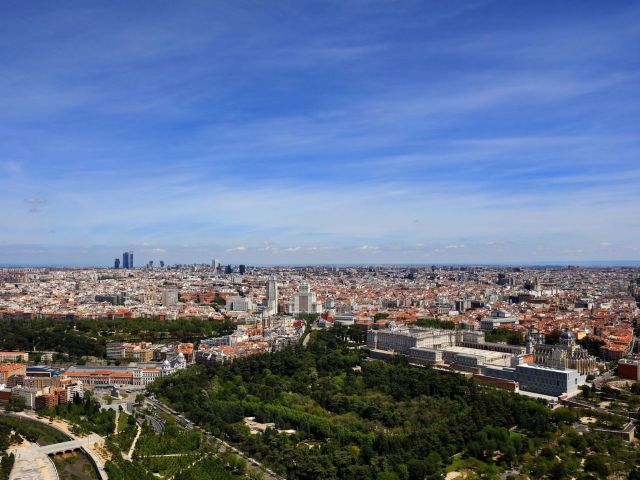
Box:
[560,329,576,341]
[163,360,170,366]
[177,352,185,359]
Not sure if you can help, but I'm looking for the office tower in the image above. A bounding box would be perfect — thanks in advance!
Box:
[114,258,120,269]
[147,260,154,269]
[266,277,278,315]
[239,264,246,275]
[159,260,165,268]
[211,259,220,270]
[224,265,233,275]
[293,283,322,314]
[122,251,134,269]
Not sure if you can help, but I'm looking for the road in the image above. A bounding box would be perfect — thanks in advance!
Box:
[562,397,636,420]
[146,414,165,433]
[146,397,285,480]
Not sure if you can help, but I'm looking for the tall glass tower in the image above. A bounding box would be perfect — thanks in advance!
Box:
[122,251,134,269]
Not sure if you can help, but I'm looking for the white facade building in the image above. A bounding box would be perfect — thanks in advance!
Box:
[161,288,179,307]
[293,283,322,315]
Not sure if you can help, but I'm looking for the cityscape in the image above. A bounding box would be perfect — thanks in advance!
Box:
[2,262,640,478]
[2,1,640,480]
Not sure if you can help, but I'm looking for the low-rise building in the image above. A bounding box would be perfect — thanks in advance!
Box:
[480,310,519,330]
[0,363,26,384]
[0,351,28,363]
[481,362,585,397]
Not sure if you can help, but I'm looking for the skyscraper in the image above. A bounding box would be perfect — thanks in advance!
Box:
[293,283,322,314]
[122,251,134,269]
[266,277,278,315]
[114,258,120,269]
[239,264,246,275]
[212,259,220,270]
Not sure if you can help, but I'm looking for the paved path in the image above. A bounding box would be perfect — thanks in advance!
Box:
[114,407,120,434]
[2,412,108,480]
[167,453,212,480]
[124,422,142,461]
[8,441,59,480]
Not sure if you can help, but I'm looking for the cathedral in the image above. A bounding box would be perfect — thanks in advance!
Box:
[527,327,598,375]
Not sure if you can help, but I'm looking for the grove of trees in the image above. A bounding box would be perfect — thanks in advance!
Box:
[148,329,640,480]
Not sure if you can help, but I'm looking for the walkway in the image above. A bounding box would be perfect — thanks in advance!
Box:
[8,440,59,480]
[124,422,142,461]
[39,434,102,455]
[2,412,108,480]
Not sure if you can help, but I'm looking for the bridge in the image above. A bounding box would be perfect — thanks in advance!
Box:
[39,434,101,455]
[3,413,108,480]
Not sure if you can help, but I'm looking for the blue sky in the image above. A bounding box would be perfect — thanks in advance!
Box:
[1,1,639,265]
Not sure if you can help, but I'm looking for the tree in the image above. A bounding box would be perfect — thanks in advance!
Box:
[584,455,609,478]
[550,461,567,480]
[578,336,605,357]
[374,313,390,323]
[552,407,577,424]
[5,395,26,412]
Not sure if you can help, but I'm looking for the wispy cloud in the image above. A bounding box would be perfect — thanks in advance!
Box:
[23,196,47,205]
[0,1,639,264]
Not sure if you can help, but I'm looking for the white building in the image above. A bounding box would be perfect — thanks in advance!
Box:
[480,310,519,330]
[65,381,84,400]
[293,283,322,315]
[367,324,457,354]
[227,296,254,312]
[161,288,179,307]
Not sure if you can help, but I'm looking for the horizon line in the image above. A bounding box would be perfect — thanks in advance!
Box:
[2,260,640,269]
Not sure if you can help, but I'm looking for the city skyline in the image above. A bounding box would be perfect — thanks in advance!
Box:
[1,1,639,265]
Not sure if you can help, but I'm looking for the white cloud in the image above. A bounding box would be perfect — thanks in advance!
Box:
[23,196,47,205]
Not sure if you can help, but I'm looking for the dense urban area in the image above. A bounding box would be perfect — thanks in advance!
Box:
[2,262,640,479]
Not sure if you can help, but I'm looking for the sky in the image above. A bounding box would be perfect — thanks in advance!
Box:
[1,1,639,266]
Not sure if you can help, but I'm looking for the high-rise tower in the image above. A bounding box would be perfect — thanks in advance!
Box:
[266,277,278,315]
[122,251,134,269]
